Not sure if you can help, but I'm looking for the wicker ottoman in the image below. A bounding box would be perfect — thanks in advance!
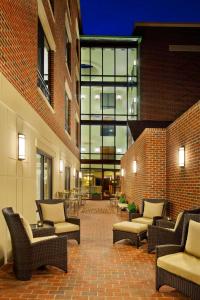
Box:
[113,221,148,248]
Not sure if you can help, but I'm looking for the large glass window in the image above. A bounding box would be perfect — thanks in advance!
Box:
[65,29,71,73]
[37,19,51,103]
[36,151,52,200]
[65,166,71,190]
[65,92,71,134]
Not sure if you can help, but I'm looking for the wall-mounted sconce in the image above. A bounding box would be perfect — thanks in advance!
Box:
[18,133,26,160]
[133,160,137,173]
[121,168,125,177]
[79,171,82,179]
[179,147,185,167]
[59,160,64,173]
[73,168,76,177]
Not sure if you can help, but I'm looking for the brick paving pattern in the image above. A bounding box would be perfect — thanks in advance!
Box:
[0,201,188,299]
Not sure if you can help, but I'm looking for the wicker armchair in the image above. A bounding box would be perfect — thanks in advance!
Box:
[148,207,200,253]
[2,207,67,280]
[129,198,168,225]
[36,199,80,244]
[156,214,200,300]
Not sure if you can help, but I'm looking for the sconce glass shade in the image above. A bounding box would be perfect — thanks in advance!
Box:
[133,161,137,173]
[18,134,26,160]
[179,147,185,167]
[121,168,125,177]
[59,160,64,172]
[73,168,76,177]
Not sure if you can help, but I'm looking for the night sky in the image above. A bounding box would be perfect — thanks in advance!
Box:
[80,0,200,36]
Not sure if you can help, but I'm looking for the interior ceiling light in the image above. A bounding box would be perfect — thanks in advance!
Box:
[116,148,122,153]
[95,147,100,153]
[81,94,86,100]
[116,95,122,100]
[133,97,137,103]
[133,60,137,66]
[95,94,100,100]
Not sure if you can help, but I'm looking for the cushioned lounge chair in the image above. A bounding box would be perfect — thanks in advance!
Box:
[2,207,67,280]
[148,207,200,253]
[36,199,80,244]
[156,213,200,300]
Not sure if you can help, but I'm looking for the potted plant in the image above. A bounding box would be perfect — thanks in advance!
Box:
[91,192,101,200]
[119,193,126,204]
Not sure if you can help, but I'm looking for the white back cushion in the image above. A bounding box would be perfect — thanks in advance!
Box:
[40,203,65,223]
[143,201,164,219]
[185,220,200,258]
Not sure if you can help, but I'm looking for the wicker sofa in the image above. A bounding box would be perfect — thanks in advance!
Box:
[148,207,200,253]
[156,214,200,300]
[36,199,80,244]
[2,207,67,280]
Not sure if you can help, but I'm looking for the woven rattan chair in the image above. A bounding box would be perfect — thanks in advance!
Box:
[129,198,168,225]
[156,213,200,300]
[2,207,67,280]
[36,199,80,244]
[148,207,200,253]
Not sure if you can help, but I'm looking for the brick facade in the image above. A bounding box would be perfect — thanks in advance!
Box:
[121,101,200,218]
[134,24,200,121]
[0,0,80,158]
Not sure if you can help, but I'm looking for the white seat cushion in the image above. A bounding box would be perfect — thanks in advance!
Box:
[40,203,65,223]
[54,222,79,234]
[157,252,200,285]
[131,217,153,225]
[185,220,200,258]
[31,235,57,244]
[113,221,147,233]
[143,202,164,219]
[118,203,128,209]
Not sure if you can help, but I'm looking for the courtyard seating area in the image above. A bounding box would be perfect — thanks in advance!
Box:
[1,200,200,299]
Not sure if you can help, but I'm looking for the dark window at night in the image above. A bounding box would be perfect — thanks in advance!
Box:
[76,80,80,104]
[37,19,51,103]
[100,93,115,109]
[65,29,71,73]
[76,120,79,147]
[65,166,71,190]
[49,0,54,13]
[101,125,115,136]
[65,92,71,134]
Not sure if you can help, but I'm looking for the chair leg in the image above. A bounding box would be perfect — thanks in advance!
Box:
[15,269,32,281]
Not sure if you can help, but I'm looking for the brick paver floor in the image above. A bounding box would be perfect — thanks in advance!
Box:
[0,200,188,299]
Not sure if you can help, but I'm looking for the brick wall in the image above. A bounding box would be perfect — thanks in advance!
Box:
[121,128,166,209]
[121,100,200,218]
[166,101,200,218]
[135,26,200,121]
[0,0,80,158]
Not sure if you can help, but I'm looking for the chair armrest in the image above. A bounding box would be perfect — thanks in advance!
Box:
[156,219,175,228]
[129,212,142,221]
[156,244,183,258]
[152,216,163,225]
[66,217,80,226]
[43,220,54,226]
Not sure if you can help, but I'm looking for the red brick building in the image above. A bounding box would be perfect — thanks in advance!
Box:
[0,0,80,262]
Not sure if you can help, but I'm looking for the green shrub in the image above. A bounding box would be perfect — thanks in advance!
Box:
[128,202,137,213]
[119,195,126,203]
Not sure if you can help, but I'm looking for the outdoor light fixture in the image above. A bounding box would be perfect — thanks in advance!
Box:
[73,168,76,177]
[179,147,185,167]
[59,160,64,173]
[95,147,100,153]
[121,168,125,177]
[79,171,82,179]
[133,161,137,173]
[18,133,26,160]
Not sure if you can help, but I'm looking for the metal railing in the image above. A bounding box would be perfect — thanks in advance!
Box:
[37,70,51,103]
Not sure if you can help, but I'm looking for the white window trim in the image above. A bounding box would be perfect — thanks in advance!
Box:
[47,0,55,23]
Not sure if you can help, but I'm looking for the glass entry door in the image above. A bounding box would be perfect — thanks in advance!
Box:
[102,171,115,199]
[36,151,52,200]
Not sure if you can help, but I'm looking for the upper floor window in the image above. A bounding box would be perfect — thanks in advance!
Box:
[100,93,115,109]
[76,80,80,104]
[101,125,115,136]
[37,19,51,103]
[65,92,71,134]
[75,120,79,147]
[65,29,71,73]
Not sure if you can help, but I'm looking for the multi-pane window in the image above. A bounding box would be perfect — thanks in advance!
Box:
[65,29,71,73]
[37,19,51,103]
[100,93,115,109]
[101,125,115,136]
[75,120,79,147]
[65,92,71,134]
[65,166,71,190]
[76,80,80,104]
[36,151,52,200]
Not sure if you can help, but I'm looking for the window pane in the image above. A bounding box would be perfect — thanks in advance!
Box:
[81,47,90,81]
[91,125,102,155]
[81,125,90,153]
[116,87,127,115]
[101,125,115,136]
[91,48,102,81]
[81,86,90,114]
[128,87,137,118]
[91,86,102,115]
[128,48,137,77]
[103,48,114,75]
[102,86,114,115]
[116,48,127,75]
[116,126,127,155]
[36,154,42,200]
[44,157,51,199]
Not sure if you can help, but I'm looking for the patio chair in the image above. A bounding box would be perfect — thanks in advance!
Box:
[35,199,80,244]
[129,198,168,225]
[156,213,200,300]
[148,207,200,253]
[2,207,67,280]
